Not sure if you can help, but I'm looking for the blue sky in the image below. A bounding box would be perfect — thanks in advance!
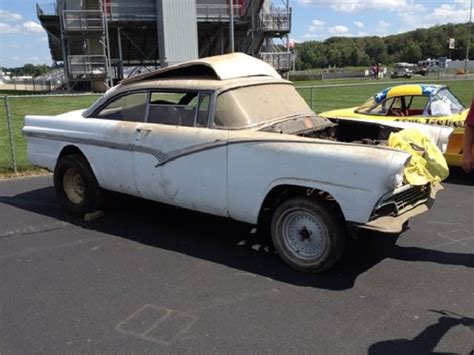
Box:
[0,0,472,67]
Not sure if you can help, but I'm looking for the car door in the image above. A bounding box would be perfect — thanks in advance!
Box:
[86,91,149,195]
[133,90,229,217]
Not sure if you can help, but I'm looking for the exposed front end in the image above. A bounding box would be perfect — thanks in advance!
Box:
[359,183,442,233]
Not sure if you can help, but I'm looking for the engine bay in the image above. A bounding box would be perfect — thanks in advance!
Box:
[260,115,400,146]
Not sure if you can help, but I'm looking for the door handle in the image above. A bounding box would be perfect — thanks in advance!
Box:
[136,127,152,133]
[136,127,152,141]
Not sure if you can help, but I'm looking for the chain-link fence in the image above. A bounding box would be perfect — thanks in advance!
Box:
[1,94,100,173]
[1,78,472,174]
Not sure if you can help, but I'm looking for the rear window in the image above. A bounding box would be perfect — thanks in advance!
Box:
[214,84,313,128]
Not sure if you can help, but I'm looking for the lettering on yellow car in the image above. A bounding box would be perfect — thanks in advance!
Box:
[394,118,429,124]
[394,118,465,128]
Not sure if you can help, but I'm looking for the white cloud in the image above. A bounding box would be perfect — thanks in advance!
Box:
[0,21,45,35]
[374,21,391,35]
[398,3,471,30]
[308,19,325,32]
[0,10,22,21]
[454,0,472,9]
[312,19,325,26]
[0,22,20,33]
[378,20,390,29]
[22,21,44,33]
[425,4,471,24]
[303,33,325,39]
[298,0,470,42]
[329,25,349,35]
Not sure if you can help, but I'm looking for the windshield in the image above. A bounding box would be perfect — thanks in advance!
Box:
[214,83,314,128]
[428,88,465,116]
[356,96,378,114]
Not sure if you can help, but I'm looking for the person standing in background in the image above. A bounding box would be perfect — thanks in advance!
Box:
[462,99,474,173]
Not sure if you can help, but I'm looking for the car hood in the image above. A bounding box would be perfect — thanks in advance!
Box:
[258,115,335,135]
[320,107,359,119]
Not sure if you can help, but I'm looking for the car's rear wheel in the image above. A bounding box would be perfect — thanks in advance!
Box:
[271,197,345,272]
[54,154,103,215]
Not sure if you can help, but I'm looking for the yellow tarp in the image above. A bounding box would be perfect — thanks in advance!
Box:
[388,128,449,185]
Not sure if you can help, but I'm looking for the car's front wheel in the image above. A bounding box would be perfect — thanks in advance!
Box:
[271,197,345,272]
[54,154,103,215]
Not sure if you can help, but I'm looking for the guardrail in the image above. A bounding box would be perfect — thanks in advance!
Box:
[258,10,291,32]
[68,55,107,78]
[62,10,104,31]
[106,2,156,20]
[260,52,293,71]
[102,3,243,21]
[196,4,242,21]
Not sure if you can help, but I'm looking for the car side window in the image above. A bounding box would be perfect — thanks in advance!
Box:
[148,91,198,127]
[147,91,211,128]
[196,94,211,128]
[407,96,429,114]
[95,92,147,122]
[369,98,394,115]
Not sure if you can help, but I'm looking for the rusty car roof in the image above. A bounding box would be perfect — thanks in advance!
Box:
[115,76,291,94]
[121,53,281,85]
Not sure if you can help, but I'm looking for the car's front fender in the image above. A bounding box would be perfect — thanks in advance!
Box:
[226,130,410,225]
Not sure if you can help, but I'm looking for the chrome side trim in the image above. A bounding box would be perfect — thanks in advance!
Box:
[23,131,168,162]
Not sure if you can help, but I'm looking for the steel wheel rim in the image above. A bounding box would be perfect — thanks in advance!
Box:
[63,167,84,204]
[280,209,328,261]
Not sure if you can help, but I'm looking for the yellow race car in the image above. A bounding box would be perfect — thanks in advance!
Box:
[320,84,469,167]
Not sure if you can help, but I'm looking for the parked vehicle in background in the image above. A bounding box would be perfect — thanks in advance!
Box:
[415,63,429,77]
[390,63,415,79]
[321,84,469,167]
[24,54,444,272]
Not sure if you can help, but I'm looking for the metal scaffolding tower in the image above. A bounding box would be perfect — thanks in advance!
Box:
[37,0,293,91]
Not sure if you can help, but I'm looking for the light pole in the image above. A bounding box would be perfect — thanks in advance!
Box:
[229,0,235,53]
[465,0,473,73]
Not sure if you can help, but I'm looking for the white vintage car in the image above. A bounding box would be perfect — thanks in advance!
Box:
[23,53,449,272]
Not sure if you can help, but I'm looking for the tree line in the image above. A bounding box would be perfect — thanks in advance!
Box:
[295,23,473,70]
[1,64,54,77]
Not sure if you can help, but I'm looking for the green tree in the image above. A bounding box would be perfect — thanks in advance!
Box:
[327,49,342,66]
[366,37,388,64]
[402,42,422,62]
[22,63,36,76]
[293,22,470,70]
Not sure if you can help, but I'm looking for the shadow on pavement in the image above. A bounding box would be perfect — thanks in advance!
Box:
[445,167,474,187]
[368,310,474,355]
[1,187,472,291]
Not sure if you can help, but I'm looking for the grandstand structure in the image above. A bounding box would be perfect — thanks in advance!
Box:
[37,0,292,91]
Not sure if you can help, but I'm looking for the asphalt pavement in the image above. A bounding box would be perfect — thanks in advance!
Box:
[0,173,473,354]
